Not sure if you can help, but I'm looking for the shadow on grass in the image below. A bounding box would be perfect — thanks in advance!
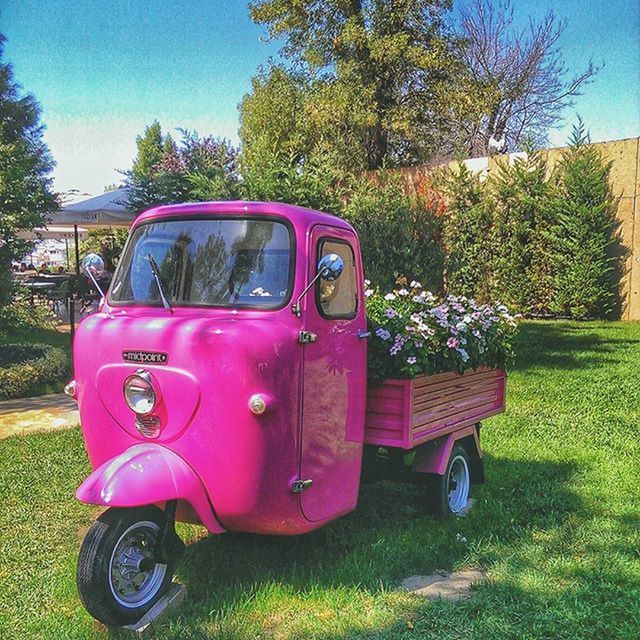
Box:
[110,455,591,638]
[512,321,640,372]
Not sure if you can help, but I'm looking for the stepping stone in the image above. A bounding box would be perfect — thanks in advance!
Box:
[400,568,486,601]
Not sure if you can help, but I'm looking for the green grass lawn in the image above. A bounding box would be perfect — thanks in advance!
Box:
[1,321,639,639]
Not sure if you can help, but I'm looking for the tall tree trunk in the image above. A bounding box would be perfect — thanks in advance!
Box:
[367,123,388,169]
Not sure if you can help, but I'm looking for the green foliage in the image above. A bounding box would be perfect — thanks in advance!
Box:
[549,122,620,318]
[0,343,70,400]
[0,298,57,336]
[240,145,344,213]
[439,124,620,319]
[439,164,493,300]
[239,65,369,179]
[342,172,444,291]
[246,1,464,169]
[490,149,554,314]
[130,120,166,182]
[125,125,240,212]
[0,33,58,305]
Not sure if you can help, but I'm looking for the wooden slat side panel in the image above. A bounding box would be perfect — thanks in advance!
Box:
[364,369,506,449]
[412,380,501,412]
[411,366,497,389]
[410,369,505,446]
[413,398,502,437]
[412,390,501,429]
[410,407,504,448]
[364,379,411,447]
[412,369,501,396]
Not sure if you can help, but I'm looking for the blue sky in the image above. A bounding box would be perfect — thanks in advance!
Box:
[2,0,639,194]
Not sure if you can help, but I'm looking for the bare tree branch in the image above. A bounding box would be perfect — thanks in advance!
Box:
[457,0,599,156]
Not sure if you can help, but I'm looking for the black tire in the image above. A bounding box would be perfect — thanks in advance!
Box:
[433,444,471,519]
[77,505,175,627]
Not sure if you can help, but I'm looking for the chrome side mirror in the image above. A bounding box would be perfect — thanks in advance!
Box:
[318,253,344,282]
[81,253,105,277]
[291,253,345,316]
[81,253,107,299]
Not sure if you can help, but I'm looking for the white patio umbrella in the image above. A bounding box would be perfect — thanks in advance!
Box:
[47,187,137,273]
[50,187,135,227]
[17,225,89,241]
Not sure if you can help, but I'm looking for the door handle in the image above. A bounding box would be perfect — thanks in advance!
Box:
[358,329,371,339]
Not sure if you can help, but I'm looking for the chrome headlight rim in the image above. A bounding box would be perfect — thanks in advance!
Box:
[123,369,157,415]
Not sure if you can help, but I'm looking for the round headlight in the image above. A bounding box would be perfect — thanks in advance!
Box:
[123,370,156,415]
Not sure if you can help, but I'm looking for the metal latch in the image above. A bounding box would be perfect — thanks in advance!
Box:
[298,331,318,344]
[291,479,313,494]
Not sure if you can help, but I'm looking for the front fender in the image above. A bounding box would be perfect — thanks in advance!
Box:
[76,443,224,533]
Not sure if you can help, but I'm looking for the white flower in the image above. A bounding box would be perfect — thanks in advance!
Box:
[364,279,371,286]
[384,293,396,301]
[397,288,409,297]
[407,356,417,365]
[410,280,422,288]
[365,288,374,297]
[463,314,472,324]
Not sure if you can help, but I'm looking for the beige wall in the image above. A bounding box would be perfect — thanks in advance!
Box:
[388,137,640,320]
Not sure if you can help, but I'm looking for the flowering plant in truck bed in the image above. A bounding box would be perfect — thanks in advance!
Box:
[365,281,518,382]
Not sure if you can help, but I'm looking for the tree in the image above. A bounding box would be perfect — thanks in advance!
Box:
[457,0,597,156]
[550,121,620,318]
[490,147,553,314]
[130,121,166,182]
[0,33,58,304]
[439,163,494,300]
[125,126,240,212]
[248,0,461,169]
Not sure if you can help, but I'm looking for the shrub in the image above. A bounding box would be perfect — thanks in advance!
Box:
[0,343,70,400]
[549,122,621,318]
[0,298,57,337]
[366,282,518,382]
[342,171,444,291]
[438,164,494,301]
[239,144,344,213]
[490,149,554,315]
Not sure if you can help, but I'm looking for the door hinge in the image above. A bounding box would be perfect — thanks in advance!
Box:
[298,331,318,344]
[291,478,313,494]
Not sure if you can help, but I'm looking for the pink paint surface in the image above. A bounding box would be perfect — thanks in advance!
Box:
[74,201,368,535]
[74,201,506,535]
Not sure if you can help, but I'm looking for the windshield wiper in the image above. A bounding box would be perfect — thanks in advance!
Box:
[145,253,172,311]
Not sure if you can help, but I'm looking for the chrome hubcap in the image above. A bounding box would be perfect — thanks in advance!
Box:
[447,455,470,514]
[109,520,167,608]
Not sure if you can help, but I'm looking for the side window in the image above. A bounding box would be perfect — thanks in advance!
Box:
[316,239,357,319]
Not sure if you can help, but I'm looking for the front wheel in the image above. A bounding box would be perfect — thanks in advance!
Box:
[77,506,175,627]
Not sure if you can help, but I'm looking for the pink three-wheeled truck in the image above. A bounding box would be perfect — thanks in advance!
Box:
[69,201,506,626]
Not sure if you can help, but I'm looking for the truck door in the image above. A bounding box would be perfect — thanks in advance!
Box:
[299,225,367,522]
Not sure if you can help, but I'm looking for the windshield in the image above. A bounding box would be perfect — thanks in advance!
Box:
[109,217,292,309]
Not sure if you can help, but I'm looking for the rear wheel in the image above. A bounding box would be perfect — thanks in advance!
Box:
[77,506,175,627]
[434,444,471,518]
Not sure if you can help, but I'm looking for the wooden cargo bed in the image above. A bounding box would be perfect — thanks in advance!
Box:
[364,368,506,450]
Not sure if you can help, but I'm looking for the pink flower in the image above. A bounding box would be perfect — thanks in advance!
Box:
[447,337,459,349]
[407,356,417,365]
